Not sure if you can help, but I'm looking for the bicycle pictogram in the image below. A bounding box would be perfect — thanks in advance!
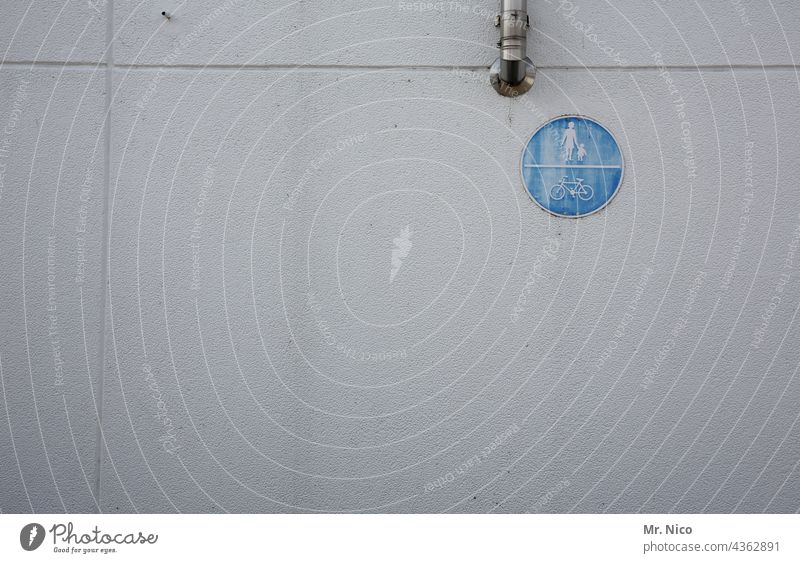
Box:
[549,177,594,201]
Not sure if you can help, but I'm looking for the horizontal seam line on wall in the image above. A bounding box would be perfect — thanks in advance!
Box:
[2,61,800,72]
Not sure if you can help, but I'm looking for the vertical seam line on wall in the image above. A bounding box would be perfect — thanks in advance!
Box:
[93,0,113,514]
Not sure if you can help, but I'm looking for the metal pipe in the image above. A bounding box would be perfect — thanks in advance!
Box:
[498,0,528,85]
[490,0,535,96]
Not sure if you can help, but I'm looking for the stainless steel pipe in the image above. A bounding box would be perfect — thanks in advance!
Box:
[490,0,535,96]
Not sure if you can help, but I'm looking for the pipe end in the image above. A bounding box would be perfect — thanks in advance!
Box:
[490,57,535,97]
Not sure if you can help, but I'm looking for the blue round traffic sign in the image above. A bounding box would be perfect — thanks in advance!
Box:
[521,115,624,218]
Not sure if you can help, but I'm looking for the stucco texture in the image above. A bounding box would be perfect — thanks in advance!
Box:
[1,0,799,513]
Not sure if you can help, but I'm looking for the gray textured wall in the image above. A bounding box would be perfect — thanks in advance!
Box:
[1,0,799,513]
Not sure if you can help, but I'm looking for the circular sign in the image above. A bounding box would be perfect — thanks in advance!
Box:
[521,115,624,218]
